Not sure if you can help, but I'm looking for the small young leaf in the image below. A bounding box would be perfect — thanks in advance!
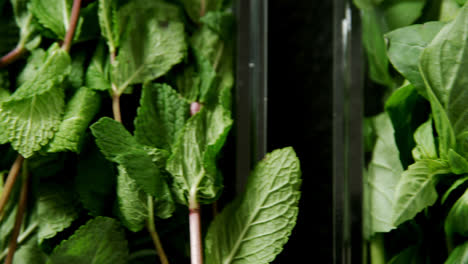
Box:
[166,104,232,205]
[448,149,468,174]
[98,0,119,53]
[204,147,301,264]
[48,217,129,264]
[85,42,111,91]
[392,159,451,226]
[381,0,426,30]
[37,183,79,244]
[134,83,189,151]
[0,44,71,158]
[412,117,437,161]
[47,87,101,153]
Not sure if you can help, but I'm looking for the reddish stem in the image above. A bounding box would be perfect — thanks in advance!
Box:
[4,169,28,264]
[0,155,24,219]
[0,46,26,69]
[62,0,83,53]
[189,203,203,264]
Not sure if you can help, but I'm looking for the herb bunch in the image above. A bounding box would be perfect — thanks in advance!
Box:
[0,0,302,263]
[356,0,468,262]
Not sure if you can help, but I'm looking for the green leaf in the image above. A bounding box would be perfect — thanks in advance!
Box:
[66,51,87,91]
[116,165,148,232]
[204,147,301,264]
[441,176,468,204]
[448,149,468,174]
[111,1,187,94]
[446,241,468,264]
[85,42,111,91]
[386,22,445,97]
[16,48,46,87]
[365,113,403,235]
[37,183,79,244]
[0,44,71,158]
[200,11,235,41]
[392,159,451,226]
[31,0,72,39]
[76,138,115,216]
[90,117,140,162]
[13,243,48,264]
[134,83,189,151]
[48,217,129,264]
[381,0,427,30]
[47,87,101,153]
[445,187,468,236]
[360,7,393,87]
[166,104,232,205]
[440,0,461,22]
[419,5,468,159]
[98,0,119,53]
[385,82,428,167]
[388,246,425,264]
[412,117,437,161]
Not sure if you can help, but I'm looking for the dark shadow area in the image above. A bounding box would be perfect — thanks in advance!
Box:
[268,1,333,263]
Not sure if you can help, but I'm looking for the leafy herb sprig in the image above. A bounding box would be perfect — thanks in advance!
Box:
[0,0,302,263]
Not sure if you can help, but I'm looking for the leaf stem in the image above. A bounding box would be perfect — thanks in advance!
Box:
[0,155,24,220]
[111,85,122,123]
[62,0,82,53]
[5,163,29,264]
[0,46,26,68]
[147,196,169,264]
[189,199,203,264]
[200,0,206,18]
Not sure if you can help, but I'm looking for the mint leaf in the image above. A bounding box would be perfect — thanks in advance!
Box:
[392,159,451,226]
[37,182,79,244]
[205,147,301,264]
[31,0,72,39]
[11,0,41,50]
[364,113,403,236]
[111,1,187,94]
[98,0,119,53]
[116,165,147,232]
[66,51,87,91]
[134,83,189,151]
[386,22,445,97]
[16,48,46,87]
[90,117,140,162]
[48,217,129,264]
[47,87,100,153]
[0,44,71,158]
[91,117,175,218]
[85,42,111,91]
[420,4,468,159]
[381,0,426,30]
[441,176,468,204]
[13,243,48,264]
[167,104,232,205]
